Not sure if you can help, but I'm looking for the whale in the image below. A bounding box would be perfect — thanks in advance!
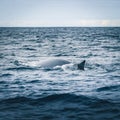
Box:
[39,59,85,70]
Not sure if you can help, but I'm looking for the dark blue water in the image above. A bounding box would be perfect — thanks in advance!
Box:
[0,27,120,120]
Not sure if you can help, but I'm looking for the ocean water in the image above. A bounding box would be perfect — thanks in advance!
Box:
[0,27,120,120]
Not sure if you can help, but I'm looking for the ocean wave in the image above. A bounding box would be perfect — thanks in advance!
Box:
[22,47,37,51]
[0,73,13,77]
[5,66,37,71]
[0,93,115,105]
[96,85,120,92]
[0,94,120,120]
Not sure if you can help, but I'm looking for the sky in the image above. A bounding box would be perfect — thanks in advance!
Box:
[0,0,120,27]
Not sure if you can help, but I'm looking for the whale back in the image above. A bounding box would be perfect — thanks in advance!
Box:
[39,59,70,68]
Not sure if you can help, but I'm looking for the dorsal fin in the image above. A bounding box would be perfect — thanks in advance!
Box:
[77,60,86,70]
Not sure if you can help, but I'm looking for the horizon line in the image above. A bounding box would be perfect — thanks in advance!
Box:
[0,26,120,28]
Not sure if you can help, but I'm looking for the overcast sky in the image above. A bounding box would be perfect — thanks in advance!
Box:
[0,0,120,27]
